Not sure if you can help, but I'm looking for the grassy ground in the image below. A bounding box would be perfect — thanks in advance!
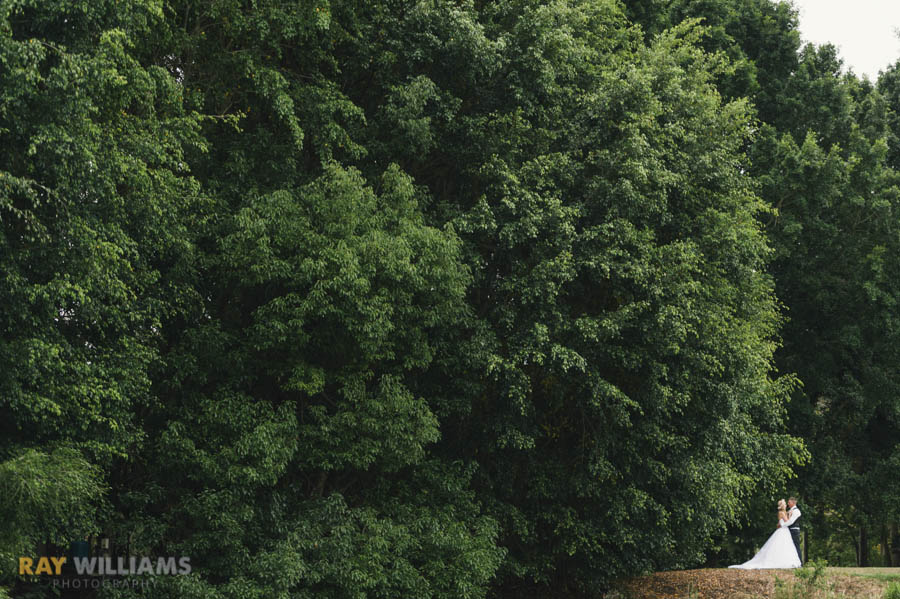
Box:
[611,567,900,598]
[835,567,900,582]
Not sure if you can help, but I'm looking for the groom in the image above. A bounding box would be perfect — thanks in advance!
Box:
[780,497,802,564]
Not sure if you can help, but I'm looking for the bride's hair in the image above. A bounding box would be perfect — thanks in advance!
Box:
[777,499,786,510]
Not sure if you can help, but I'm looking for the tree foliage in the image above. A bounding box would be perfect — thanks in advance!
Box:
[0,448,104,588]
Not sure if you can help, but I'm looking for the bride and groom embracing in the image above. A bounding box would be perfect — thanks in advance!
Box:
[729,497,803,569]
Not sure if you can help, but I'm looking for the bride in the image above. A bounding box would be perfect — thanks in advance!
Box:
[729,500,801,569]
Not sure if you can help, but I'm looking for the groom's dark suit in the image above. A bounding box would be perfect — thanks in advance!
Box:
[785,505,802,564]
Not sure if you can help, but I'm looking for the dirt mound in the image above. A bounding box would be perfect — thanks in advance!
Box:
[612,567,895,598]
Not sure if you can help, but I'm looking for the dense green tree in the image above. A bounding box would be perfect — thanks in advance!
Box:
[0,0,203,460]
[0,2,205,589]
[750,56,900,565]
[625,0,900,566]
[877,60,900,171]
[453,15,803,592]
[113,163,503,599]
[312,0,804,591]
[762,127,900,565]
[622,0,801,124]
[101,2,504,598]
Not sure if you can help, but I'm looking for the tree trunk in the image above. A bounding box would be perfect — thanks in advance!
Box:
[883,526,891,567]
[891,522,900,567]
[858,526,868,567]
[803,530,808,564]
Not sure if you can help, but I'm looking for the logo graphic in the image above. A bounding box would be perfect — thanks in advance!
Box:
[19,556,191,576]
[18,555,192,589]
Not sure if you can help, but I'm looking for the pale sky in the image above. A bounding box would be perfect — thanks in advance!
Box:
[790,0,900,80]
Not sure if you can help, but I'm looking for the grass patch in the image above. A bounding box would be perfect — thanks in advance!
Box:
[849,572,900,582]
[830,568,900,583]
[883,582,900,599]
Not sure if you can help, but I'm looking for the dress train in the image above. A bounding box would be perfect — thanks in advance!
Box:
[729,526,800,569]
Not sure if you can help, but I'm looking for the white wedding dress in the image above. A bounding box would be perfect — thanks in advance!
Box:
[729,524,801,569]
